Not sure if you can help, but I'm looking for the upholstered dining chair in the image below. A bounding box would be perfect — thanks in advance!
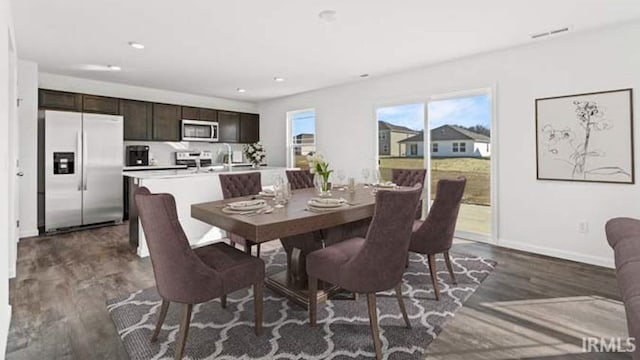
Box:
[286,169,314,190]
[392,168,427,219]
[306,184,422,360]
[219,172,263,256]
[135,187,265,360]
[606,217,640,360]
[409,177,466,301]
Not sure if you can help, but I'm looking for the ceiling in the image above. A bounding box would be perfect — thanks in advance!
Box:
[12,0,640,102]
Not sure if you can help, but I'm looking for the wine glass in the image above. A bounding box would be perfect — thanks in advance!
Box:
[337,170,346,187]
[361,168,370,187]
[313,173,323,194]
[273,181,285,208]
[373,169,382,185]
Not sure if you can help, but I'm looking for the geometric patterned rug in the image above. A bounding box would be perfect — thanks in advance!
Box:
[107,247,496,359]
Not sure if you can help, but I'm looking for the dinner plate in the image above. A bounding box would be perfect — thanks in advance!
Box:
[227,199,267,211]
[306,204,346,212]
[258,190,275,197]
[374,182,397,188]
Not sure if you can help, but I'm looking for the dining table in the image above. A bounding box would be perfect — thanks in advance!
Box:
[191,185,378,308]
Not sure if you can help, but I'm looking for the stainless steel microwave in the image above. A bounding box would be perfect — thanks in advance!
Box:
[181,120,219,142]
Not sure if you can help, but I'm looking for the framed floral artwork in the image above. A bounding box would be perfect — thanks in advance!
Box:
[535,88,634,184]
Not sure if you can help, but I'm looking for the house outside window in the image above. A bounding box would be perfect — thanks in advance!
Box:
[410,144,418,156]
[287,109,316,168]
[432,143,438,153]
[453,142,459,152]
[459,142,466,152]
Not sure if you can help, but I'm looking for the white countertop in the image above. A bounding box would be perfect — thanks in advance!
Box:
[123,165,188,171]
[123,166,290,180]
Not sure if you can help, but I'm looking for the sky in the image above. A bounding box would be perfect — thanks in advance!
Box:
[290,95,491,136]
[377,95,491,130]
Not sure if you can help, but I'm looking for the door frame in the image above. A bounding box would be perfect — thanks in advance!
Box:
[8,27,18,278]
[373,84,499,245]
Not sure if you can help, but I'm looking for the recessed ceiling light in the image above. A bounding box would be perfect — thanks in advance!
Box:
[236,88,246,93]
[318,10,338,22]
[359,73,370,78]
[274,77,284,82]
[107,65,121,71]
[128,41,145,50]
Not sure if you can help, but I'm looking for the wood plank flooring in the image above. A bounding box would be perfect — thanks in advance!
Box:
[5,224,628,359]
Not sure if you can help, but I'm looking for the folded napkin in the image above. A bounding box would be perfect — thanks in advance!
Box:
[227,199,266,209]
[309,197,346,205]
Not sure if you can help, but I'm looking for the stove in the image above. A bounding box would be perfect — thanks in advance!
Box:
[175,151,213,168]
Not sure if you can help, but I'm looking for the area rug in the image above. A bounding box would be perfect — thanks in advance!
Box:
[107,248,496,359]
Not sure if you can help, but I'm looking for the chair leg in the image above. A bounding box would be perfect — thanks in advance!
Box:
[254,281,264,336]
[257,243,261,258]
[394,284,411,329]
[151,299,170,342]
[443,251,457,285]
[427,254,440,301]
[366,293,383,360]
[220,295,227,309]
[309,276,318,327]
[174,304,193,360]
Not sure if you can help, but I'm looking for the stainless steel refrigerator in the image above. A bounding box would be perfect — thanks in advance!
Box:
[41,110,124,232]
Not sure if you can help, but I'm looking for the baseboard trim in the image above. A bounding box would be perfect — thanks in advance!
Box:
[19,229,39,238]
[497,238,614,269]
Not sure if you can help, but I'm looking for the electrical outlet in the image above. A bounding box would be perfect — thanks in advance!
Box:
[577,221,589,234]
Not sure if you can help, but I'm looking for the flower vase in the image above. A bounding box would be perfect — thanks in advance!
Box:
[314,173,332,197]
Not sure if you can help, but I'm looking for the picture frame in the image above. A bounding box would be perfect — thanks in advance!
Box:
[535,88,634,184]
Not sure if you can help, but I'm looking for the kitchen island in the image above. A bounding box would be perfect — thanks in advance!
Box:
[124,166,290,257]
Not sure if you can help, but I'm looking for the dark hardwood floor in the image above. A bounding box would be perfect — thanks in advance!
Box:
[5,224,627,359]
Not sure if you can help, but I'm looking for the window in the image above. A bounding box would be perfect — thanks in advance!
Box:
[459,142,466,152]
[453,142,459,152]
[432,143,438,153]
[383,144,389,153]
[287,109,316,168]
[410,144,418,156]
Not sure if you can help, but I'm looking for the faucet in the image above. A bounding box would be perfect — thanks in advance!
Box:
[222,143,232,170]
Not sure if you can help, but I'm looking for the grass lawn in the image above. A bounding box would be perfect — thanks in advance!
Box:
[379,157,491,206]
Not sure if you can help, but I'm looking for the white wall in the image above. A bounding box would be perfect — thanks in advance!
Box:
[17,60,38,238]
[259,21,640,268]
[38,72,257,113]
[1,0,16,354]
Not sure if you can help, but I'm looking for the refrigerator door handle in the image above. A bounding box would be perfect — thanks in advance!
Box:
[82,131,88,191]
[77,130,83,191]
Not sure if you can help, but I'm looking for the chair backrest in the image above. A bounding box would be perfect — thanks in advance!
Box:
[135,187,222,303]
[392,168,426,188]
[392,168,427,219]
[412,177,466,254]
[606,217,640,359]
[342,184,422,293]
[219,172,262,199]
[286,169,314,190]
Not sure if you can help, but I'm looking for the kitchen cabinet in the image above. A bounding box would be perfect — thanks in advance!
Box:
[181,106,218,122]
[120,99,153,140]
[152,103,181,141]
[82,94,119,115]
[239,113,260,143]
[38,89,82,112]
[218,111,240,142]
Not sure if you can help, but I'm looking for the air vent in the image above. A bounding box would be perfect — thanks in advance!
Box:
[530,26,571,40]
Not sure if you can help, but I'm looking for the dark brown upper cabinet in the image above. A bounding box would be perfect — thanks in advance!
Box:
[82,94,119,115]
[38,89,82,112]
[239,113,260,143]
[120,99,153,140]
[181,106,200,120]
[181,106,218,122]
[217,111,240,143]
[152,103,181,141]
[200,108,217,121]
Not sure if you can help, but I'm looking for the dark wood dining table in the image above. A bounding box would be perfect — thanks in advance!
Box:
[191,186,377,308]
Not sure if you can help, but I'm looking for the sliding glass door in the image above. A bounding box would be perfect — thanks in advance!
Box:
[376,90,494,242]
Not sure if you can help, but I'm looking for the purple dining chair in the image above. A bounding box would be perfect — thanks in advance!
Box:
[286,169,314,190]
[306,184,422,360]
[392,168,427,219]
[219,172,263,257]
[409,177,466,300]
[135,187,264,359]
